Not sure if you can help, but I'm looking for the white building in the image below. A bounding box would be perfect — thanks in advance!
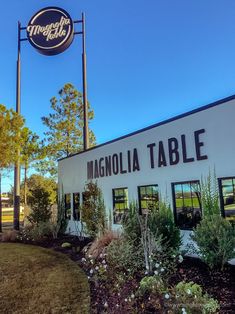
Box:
[58,95,235,246]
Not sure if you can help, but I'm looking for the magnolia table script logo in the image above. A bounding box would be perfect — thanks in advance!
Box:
[27,7,74,55]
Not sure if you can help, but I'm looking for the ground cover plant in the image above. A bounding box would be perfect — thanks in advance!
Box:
[0,243,90,314]
[77,201,222,313]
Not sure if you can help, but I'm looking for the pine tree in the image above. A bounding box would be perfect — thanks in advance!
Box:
[37,83,96,176]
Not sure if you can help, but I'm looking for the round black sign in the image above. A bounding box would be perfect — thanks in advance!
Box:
[27,7,74,56]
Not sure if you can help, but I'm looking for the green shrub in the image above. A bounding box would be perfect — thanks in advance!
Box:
[138,275,165,296]
[191,214,235,270]
[149,201,181,250]
[122,201,181,275]
[29,221,53,241]
[106,237,143,277]
[81,181,107,238]
[170,281,219,314]
[122,201,181,250]
[122,201,141,245]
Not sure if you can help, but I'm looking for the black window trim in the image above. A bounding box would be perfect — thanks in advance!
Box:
[73,192,80,221]
[171,180,201,231]
[112,187,129,225]
[138,184,159,214]
[64,192,71,220]
[218,176,235,218]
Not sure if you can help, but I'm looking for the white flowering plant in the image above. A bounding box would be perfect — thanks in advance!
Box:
[167,281,220,314]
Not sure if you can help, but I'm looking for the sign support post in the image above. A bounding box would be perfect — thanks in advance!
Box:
[13,21,22,230]
[82,13,89,151]
[13,7,90,229]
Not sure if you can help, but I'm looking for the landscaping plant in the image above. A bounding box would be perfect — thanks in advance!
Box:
[200,170,220,217]
[168,281,220,314]
[191,214,235,270]
[191,171,235,270]
[81,181,107,238]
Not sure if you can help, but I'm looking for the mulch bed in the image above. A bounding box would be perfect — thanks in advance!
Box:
[43,236,235,313]
[10,235,235,313]
[170,256,235,314]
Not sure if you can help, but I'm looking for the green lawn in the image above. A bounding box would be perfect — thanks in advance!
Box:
[0,243,90,314]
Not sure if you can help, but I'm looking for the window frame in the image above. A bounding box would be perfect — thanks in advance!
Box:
[112,187,129,224]
[218,176,235,220]
[73,192,80,221]
[138,184,159,214]
[64,193,71,220]
[171,180,201,230]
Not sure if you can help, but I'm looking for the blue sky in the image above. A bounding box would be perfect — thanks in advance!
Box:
[1,0,235,190]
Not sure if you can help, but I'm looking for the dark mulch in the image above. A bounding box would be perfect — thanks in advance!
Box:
[10,235,235,313]
[169,256,235,314]
[42,237,235,313]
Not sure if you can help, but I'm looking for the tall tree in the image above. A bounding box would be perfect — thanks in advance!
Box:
[0,104,25,232]
[37,83,96,177]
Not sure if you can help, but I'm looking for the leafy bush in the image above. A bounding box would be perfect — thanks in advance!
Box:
[122,201,141,244]
[81,181,107,238]
[138,275,165,296]
[28,221,53,241]
[122,201,181,275]
[169,281,219,313]
[122,201,181,251]
[149,201,181,250]
[106,237,143,277]
[191,214,235,270]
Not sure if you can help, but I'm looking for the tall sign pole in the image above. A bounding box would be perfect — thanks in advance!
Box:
[13,8,89,228]
[82,13,89,151]
[13,21,22,230]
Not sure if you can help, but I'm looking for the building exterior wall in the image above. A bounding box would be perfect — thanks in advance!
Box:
[58,97,235,255]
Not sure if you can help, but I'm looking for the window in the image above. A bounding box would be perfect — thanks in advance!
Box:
[73,193,80,221]
[172,181,201,229]
[219,177,235,221]
[138,185,159,213]
[113,188,128,224]
[64,193,71,220]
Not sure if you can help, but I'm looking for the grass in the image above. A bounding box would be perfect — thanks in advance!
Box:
[0,243,90,314]
[2,209,24,223]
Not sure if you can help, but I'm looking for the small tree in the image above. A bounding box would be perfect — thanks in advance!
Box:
[26,174,57,225]
[81,181,106,238]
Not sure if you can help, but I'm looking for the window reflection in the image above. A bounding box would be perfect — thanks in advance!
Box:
[64,193,71,220]
[73,193,80,221]
[113,188,128,224]
[173,181,201,229]
[138,185,159,213]
[221,178,235,221]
